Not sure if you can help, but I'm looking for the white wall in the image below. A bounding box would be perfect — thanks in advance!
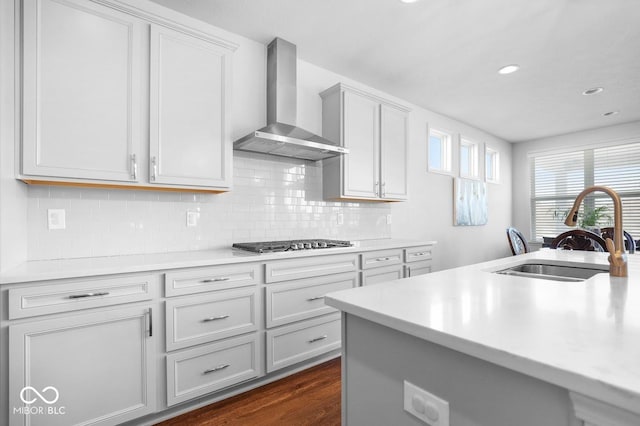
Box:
[1,0,514,270]
[512,120,640,242]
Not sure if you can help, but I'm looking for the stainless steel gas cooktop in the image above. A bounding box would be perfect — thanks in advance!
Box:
[232,239,352,253]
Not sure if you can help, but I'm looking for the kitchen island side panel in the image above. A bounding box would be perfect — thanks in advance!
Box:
[343,313,578,426]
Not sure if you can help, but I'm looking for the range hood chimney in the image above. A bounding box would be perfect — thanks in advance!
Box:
[234,38,348,161]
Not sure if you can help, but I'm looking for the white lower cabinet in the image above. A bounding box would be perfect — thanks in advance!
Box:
[362,264,404,285]
[266,313,341,373]
[166,334,261,406]
[265,272,357,328]
[2,242,436,425]
[263,256,358,373]
[165,287,258,351]
[8,305,156,426]
[406,260,432,277]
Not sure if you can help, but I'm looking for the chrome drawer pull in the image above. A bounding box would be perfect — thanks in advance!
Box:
[202,315,229,322]
[307,296,324,302]
[201,277,230,283]
[68,292,109,299]
[375,257,391,261]
[308,335,328,343]
[203,364,230,374]
[413,252,428,256]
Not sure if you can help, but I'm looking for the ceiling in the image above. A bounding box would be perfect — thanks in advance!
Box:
[151,0,640,142]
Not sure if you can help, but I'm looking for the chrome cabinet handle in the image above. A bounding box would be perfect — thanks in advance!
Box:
[148,308,153,337]
[413,252,429,257]
[382,181,386,197]
[130,154,138,180]
[68,292,109,299]
[308,335,328,343]
[151,156,157,181]
[203,364,230,374]
[375,257,391,262]
[202,315,229,322]
[201,277,230,283]
[307,296,324,302]
[374,181,379,196]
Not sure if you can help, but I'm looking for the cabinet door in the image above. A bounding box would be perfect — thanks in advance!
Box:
[22,0,143,182]
[342,91,380,198]
[380,104,408,200]
[149,24,232,188]
[9,306,156,426]
[362,264,404,286]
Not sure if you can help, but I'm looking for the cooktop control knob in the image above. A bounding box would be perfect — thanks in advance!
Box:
[291,243,299,250]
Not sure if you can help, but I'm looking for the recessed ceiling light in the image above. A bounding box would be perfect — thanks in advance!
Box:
[400,0,420,3]
[603,111,619,116]
[497,64,520,75]
[582,87,604,95]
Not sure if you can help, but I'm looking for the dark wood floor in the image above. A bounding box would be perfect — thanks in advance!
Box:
[156,358,341,426]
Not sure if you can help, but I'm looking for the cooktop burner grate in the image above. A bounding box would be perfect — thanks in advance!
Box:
[232,239,352,253]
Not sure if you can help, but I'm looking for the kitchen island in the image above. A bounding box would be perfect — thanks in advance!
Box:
[325,250,640,426]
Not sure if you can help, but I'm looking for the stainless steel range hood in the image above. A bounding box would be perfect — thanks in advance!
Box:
[234,38,348,161]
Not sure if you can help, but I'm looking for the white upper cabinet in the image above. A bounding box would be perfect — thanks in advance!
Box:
[149,24,232,188]
[22,0,144,182]
[342,91,380,198]
[321,83,409,202]
[380,104,409,199]
[20,0,236,192]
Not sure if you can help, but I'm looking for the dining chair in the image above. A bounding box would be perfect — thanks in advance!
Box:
[601,227,636,254]
[506,227,529,255]
[550,229,607,252]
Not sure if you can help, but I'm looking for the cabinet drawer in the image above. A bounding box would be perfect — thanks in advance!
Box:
[165,263,260,297]
[405,245,433,263]
[265,254,357,283]
[406,260,432,277]
[361,249,402,269]
[266,272,356,328]
[362,264,404,286]
[266,313,341,373]
[166,287,258,351]
[166,334,261,406]
[8,274,157,319]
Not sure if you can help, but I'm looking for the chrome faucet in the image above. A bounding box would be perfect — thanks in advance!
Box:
[564,186,627,277]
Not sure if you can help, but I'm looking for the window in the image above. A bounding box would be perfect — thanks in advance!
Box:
[485,147,500,183]
[459,137,479,179]
[530,141,640,240]
[427,127,452,173]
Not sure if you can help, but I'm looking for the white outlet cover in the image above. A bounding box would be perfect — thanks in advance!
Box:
[403,380,449,426]
[386,214,392,225]
[186,211,198,227]
[47,209,66,230]
[337,213,344,225]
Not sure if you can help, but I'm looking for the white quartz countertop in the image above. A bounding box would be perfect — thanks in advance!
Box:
[0,239,436,284]
[325,249,640,414]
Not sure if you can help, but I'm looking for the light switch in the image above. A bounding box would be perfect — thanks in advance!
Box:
[337,213,344,225]
[47,209,66,230]
[386,214,392,225]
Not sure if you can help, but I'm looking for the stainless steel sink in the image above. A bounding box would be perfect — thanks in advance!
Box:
[494,263,607,282]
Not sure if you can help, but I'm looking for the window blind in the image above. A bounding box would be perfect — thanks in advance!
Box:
[530,141,640,240]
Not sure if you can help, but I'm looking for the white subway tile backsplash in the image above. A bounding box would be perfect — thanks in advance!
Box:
[26,151,391,260]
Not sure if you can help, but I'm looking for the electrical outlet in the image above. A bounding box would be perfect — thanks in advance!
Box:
[47,209,66,230]
[186,211,198,227]
[386,214,392,225]
[337,213,344,225]
[403,381,449,425]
